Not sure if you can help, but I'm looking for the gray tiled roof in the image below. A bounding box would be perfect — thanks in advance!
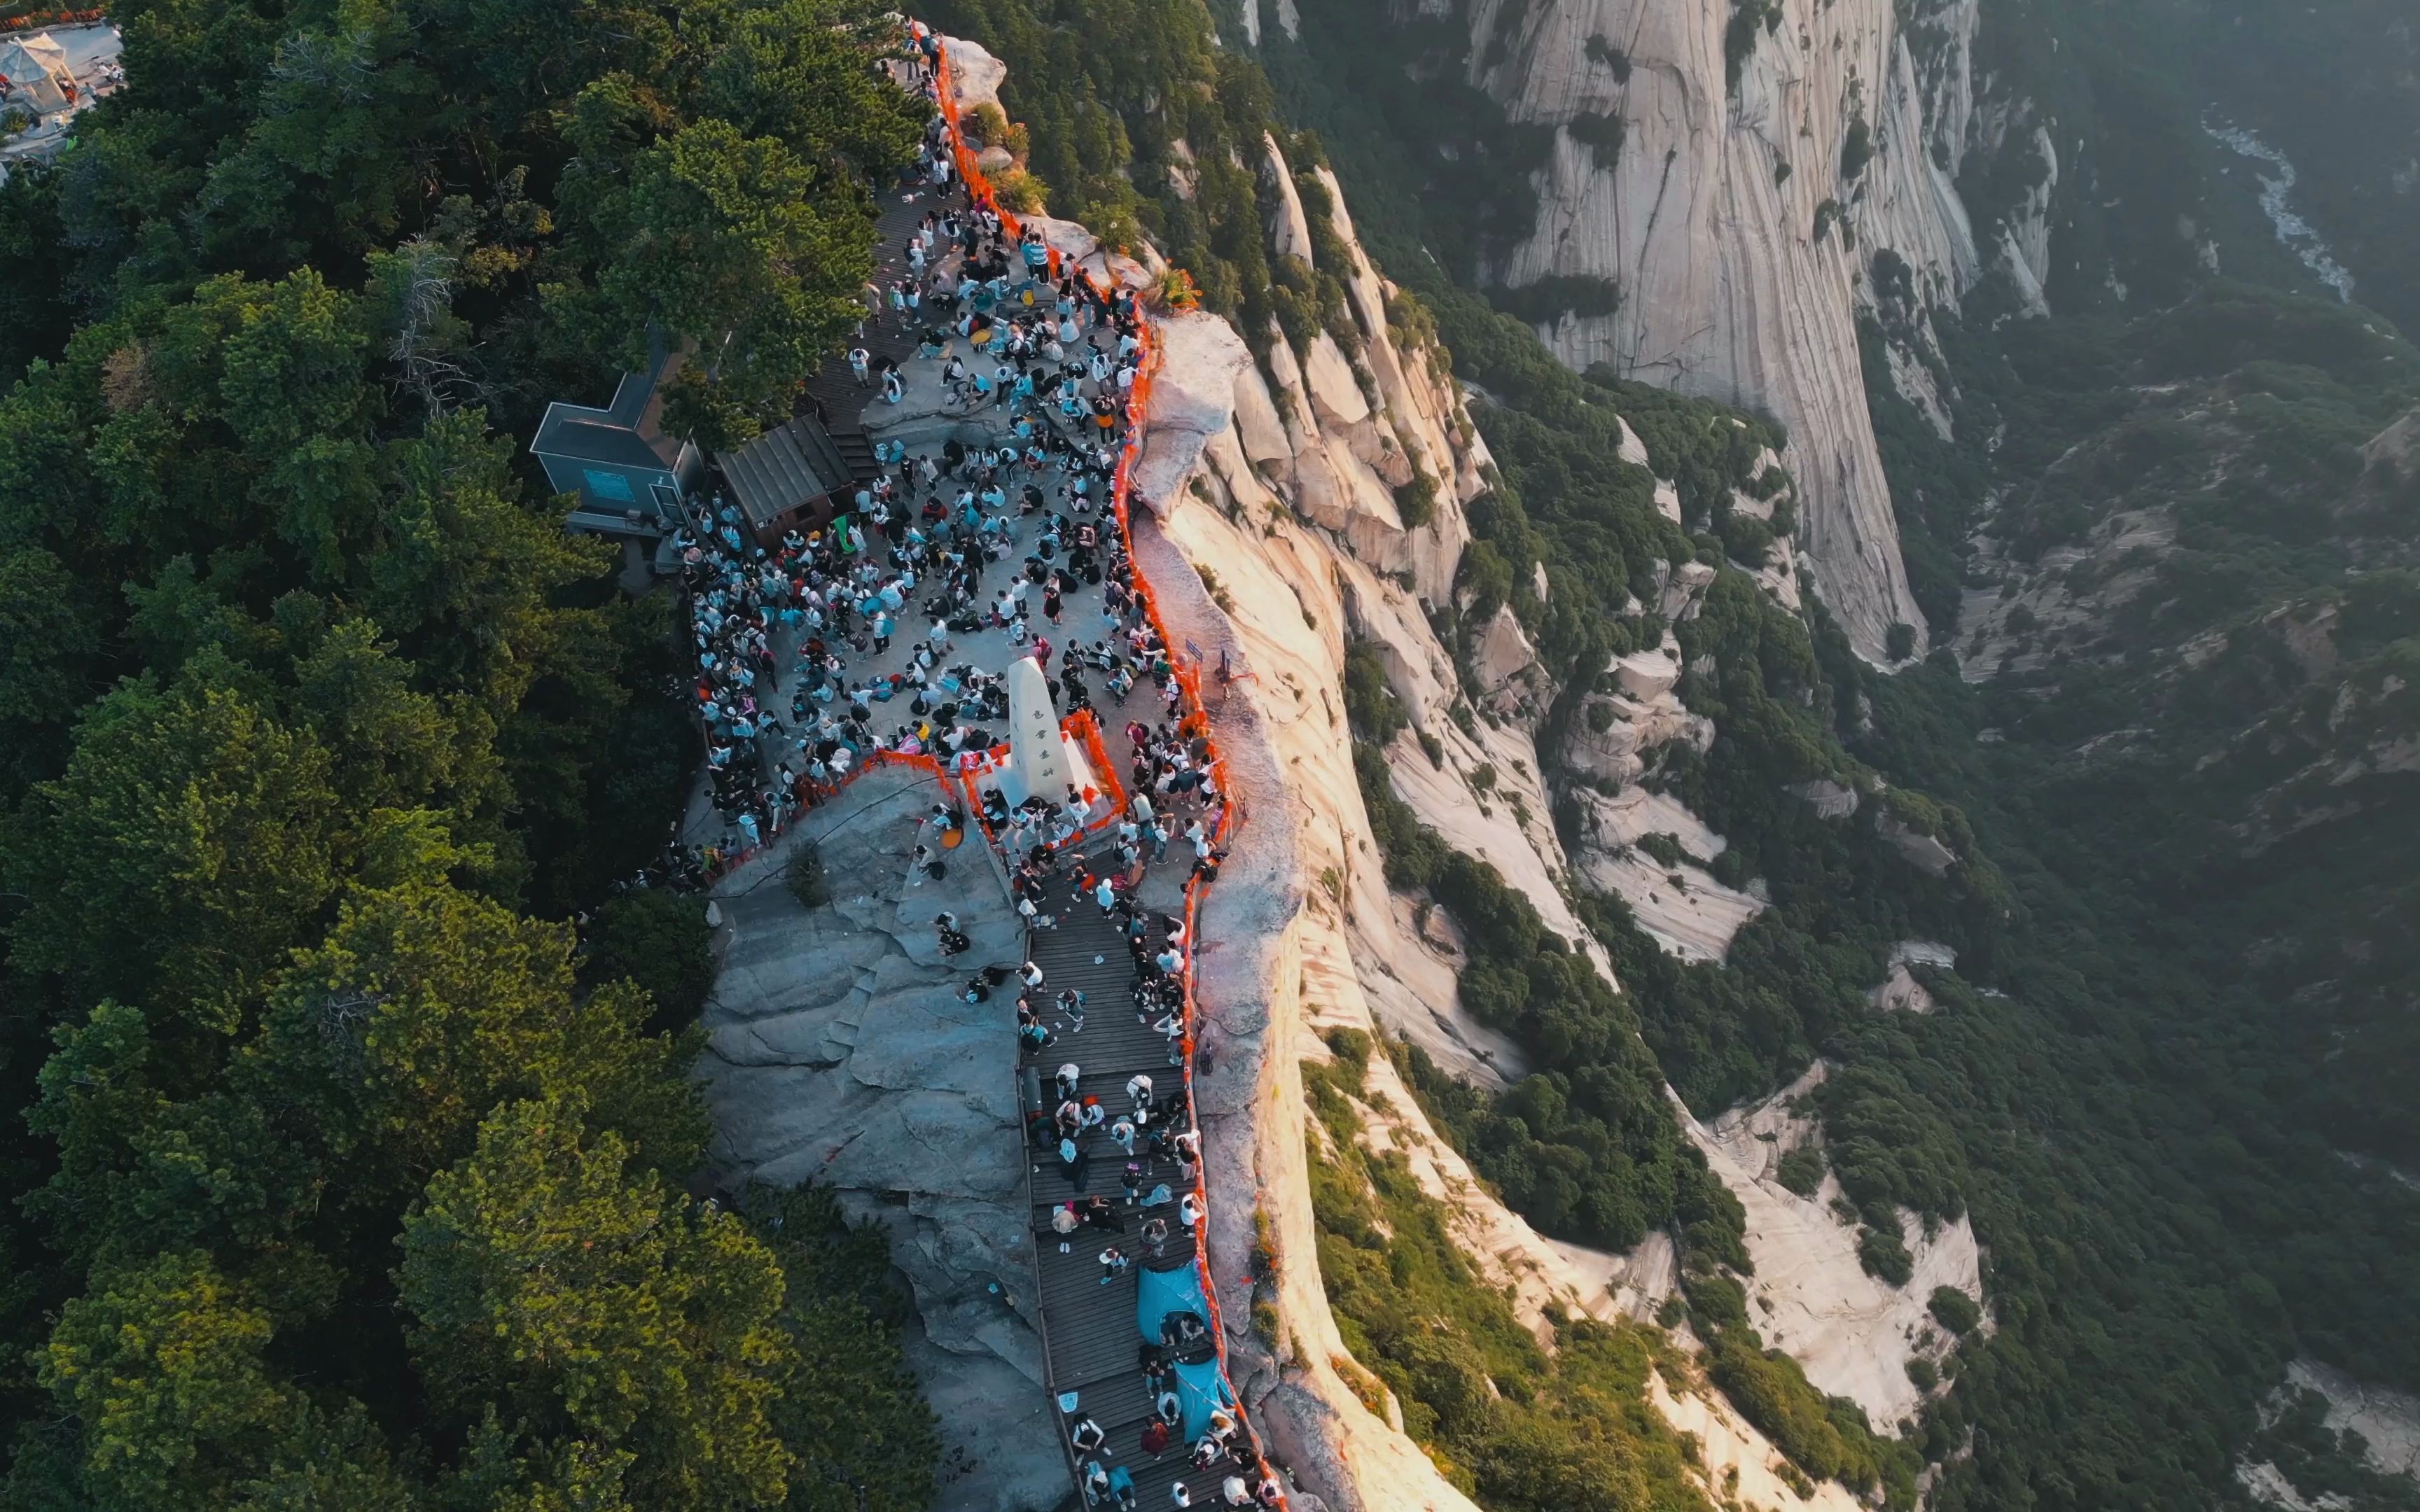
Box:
[534,415,672,471]
[718,417,854,528]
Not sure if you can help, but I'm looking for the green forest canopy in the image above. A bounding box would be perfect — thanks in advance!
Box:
[0,0,940,1506]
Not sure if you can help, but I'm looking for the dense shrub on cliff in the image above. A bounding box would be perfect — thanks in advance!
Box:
[1304,1051,1720,1512]
[1348,737,1738,1257]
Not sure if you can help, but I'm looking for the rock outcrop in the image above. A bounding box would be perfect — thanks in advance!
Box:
[697,766,1065,1512]
[1129,132,1933,1511]
[1693,1064,1984,1426]
[1389,0,2044,659]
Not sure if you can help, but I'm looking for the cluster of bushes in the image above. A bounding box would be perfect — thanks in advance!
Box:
[1725,0,1784,90]
[1583,32,1632,81]
[1304,1045,1724,1512]
[1566,110,1627,169]
[1487,272,1622,330]
[1680,1269,1920,1502]
[1348,733,1744,1257]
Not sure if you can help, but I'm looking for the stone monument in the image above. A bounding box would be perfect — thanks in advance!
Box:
[998,653,1070,807]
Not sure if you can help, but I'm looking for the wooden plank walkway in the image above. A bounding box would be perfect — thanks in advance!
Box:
[1021,865,1216,1509]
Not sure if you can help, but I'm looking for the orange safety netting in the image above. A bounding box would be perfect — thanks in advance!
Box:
[930,30,1271,1506]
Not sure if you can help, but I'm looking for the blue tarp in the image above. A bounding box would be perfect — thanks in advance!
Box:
[1172,1357,1234,1441]
[1135,1261,1209,1343]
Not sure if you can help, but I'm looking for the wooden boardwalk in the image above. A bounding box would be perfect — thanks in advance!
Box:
[1020,869,1217,1509]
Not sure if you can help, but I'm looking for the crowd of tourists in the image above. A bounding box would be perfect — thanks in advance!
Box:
[654,21,1281,1507]
[667,99,1184,867]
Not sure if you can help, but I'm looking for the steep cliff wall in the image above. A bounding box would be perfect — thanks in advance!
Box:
[1133,307,1865,1512]
[1440,0,1996,659]
[1127,132,1931,1508]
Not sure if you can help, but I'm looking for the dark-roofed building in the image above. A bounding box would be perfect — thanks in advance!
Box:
[717,416,856,544]
[529,337,704,538]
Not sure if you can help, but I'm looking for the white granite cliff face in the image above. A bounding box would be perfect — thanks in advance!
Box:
[1128,142,1919,1512]
[1444,0,2001,659]
[1135,318,1865,1512]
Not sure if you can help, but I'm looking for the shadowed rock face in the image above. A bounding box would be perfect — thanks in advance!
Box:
[697,764,1065,1512]
[1431,0,2011,659]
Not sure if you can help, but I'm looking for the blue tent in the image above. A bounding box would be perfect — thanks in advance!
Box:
[1135,1261,1209,1343]
[1171,1357,1234,1441]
